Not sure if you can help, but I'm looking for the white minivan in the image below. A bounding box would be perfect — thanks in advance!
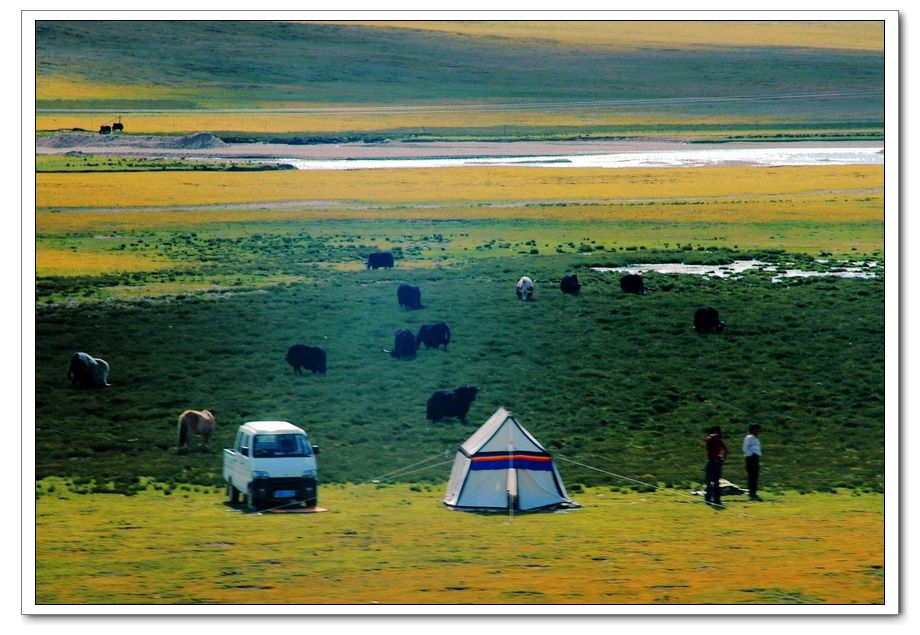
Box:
[223,421,319,510]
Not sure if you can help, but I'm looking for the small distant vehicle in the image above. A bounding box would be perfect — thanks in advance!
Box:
[223,421,319,510]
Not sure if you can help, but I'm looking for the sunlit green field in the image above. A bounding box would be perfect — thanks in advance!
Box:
[35,481,884,605]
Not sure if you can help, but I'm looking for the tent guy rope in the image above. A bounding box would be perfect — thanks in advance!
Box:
[555,454,727,510]
[367,451,450,483]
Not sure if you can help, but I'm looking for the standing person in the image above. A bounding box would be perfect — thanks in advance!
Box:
[743,424,763,501]
[704,426,728,507]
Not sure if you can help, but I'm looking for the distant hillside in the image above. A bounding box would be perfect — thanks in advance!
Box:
[36,21,883,124]
[333,20,885,52]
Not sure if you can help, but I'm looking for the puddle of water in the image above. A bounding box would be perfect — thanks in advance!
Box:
[768,269,876,282]
[592,260,767,278]
[591,260,879,283]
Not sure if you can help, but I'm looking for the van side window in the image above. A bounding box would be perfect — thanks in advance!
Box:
[234,430,243,453]
[240,434,251,457]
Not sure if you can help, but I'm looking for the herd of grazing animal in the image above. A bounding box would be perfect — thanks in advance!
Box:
[67,250,727,448]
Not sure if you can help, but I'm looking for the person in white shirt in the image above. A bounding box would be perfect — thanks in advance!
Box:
[742,424,763,501]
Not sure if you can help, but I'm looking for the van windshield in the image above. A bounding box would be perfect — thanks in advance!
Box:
[252,434,312,458]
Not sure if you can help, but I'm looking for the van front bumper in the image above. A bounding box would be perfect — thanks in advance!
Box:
[251,476,317,502]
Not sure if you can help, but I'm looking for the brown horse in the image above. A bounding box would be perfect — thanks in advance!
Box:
[177,409,217,449]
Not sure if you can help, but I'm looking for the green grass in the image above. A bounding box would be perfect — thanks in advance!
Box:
[215,121,885,145]
[34,481,885,604]
[36,154,295,172]
[34,247,884,494]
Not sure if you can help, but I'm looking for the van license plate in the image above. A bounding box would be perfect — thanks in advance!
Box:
[274,490,296,498]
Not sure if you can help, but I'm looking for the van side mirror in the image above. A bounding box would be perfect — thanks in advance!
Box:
[312,445,320,455]
[241,446,249,456]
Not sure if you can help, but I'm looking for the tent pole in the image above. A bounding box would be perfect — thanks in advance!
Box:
[508,428,514,523]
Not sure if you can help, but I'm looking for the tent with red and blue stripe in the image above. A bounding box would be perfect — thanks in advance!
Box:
[444,407,577,511]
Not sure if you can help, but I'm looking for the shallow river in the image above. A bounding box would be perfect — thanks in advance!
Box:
[271,146,883,171]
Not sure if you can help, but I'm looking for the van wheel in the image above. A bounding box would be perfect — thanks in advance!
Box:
[305,496,317,509]
[228,484,240,504]
[248,487,262,511]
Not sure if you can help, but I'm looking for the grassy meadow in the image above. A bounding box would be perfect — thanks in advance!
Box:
[35,164,883,282]
[35,154,294,173]
[35,163,885,495]
[35,481,884,605]
[36,164,882,211]
[33,158,885,611]
[32,19,887,606]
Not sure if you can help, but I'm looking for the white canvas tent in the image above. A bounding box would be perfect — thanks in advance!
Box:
[444,407,578,511]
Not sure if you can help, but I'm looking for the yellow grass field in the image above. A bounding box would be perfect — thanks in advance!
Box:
[36,111,777,135]
[34,482,884,605]
[35,165,884,211]
[35,164,884,277]
[323,21,884,52]
[36,248,175,277]
[36,196,882,232]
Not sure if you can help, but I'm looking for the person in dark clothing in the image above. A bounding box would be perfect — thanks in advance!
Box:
[743,424,763,501]
[704,426,728,507]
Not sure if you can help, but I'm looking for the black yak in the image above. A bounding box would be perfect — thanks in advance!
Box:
[516,276,534,301]
[620,273,645,294]
[426,386,480,423]
[694,307,725,333]
[417,322,450,351]
[560,273,581,294]
[389,329,418,358]
[366,252,394,269]
[397,284,423,309]
[67,352,111,388]
[285,344,327,374]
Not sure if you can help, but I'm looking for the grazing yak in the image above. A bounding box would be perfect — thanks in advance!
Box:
[516,276,535,301]
[417,322,450,351]
[427,386,480,423]
[397,283,424,309]
[366,251,395,270]
[389,329,418,358]
[620,273,645,294]
[285,344,327,374]
[177,409,216,449]
[67,352,111,388]
[560,272,581,294]
[694,307,725,333]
